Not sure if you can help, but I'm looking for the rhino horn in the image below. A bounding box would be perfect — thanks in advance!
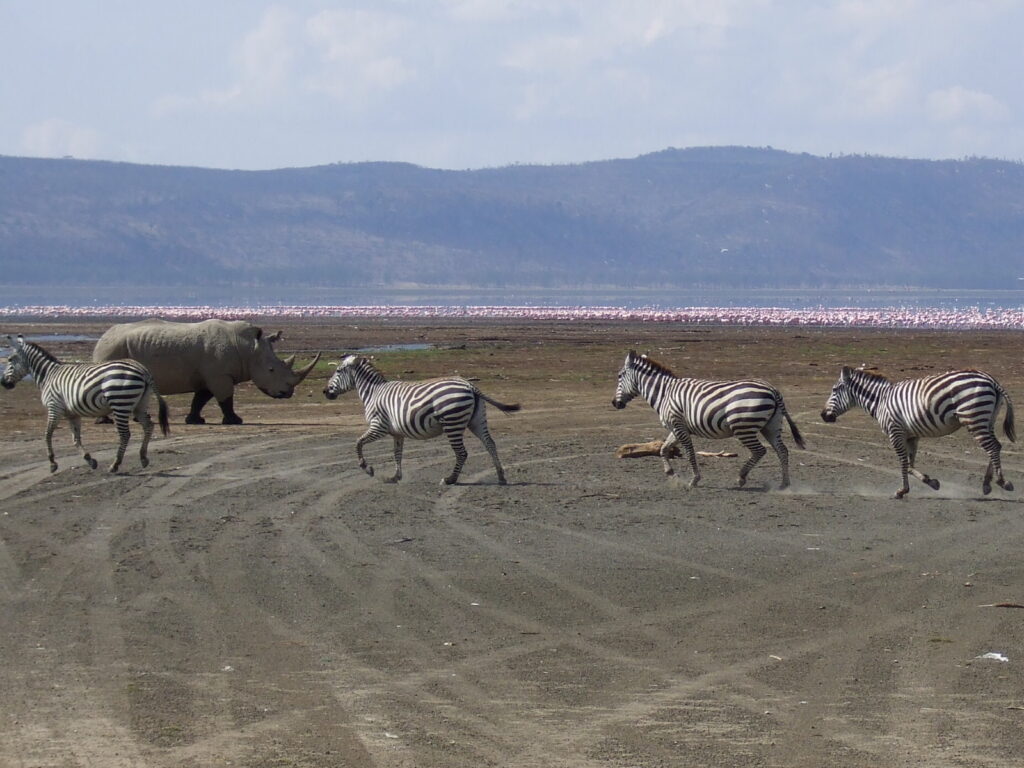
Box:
[282,354,296,368]
[293,352,322,384]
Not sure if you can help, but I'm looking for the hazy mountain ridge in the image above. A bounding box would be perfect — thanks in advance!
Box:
[2,147,1022,292]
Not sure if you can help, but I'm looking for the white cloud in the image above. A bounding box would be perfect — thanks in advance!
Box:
[847,65,915,118]
[501,0,748,72]
[927,86,1008,123]
[150,6,299,114]
[304,9,414,103]
[21,119,100,159]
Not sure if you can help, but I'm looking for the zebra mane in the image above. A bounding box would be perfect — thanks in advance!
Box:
[846,366,891,384]
[15,337,59,364]
[632,352,677,378]
[344,354,387,381]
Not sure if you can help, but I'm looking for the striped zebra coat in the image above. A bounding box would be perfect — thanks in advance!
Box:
[323,355,520,485]
[821,366,1015,498]
[613,351,806,489]
[2,335,169,473]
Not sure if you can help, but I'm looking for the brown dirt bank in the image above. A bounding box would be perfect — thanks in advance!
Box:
[1,319,1022,767]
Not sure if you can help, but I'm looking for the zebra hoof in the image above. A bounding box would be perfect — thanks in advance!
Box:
[442,475,458,486]
[894,490,908,499]
[107,465,120,474]
[497,476,508,486]
[361,464,374,477]
[140,456,150,469]
[383,476,399,484]
[925,478,940,490]
[983,483,992,495]
[49,463,58,473]
[88,458,98,470]
[737,476,747,488]
[1005,481,1015,492]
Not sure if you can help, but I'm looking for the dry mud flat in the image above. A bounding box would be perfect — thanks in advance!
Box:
[0,319,1023,768]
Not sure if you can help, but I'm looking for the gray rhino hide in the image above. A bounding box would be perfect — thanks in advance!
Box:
[93,318,277,401]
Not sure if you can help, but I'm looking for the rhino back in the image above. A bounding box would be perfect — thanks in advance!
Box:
[93,319,253,395]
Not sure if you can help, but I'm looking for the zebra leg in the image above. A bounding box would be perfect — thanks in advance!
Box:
[763,421,791,489]
[44,410,62,472]
[108,413,131,473]
[355,421,388,477]
[135,402,155,469]
[736,431,768,488]
[967,422,1013,494]
[384,436,404,483]
[469,411,508,485]
[67,413,98,471]
[887,427,912,499]
[905,437,940,491]
[441,426,469,486]
[659,431,679,476]
[673,429,702,488]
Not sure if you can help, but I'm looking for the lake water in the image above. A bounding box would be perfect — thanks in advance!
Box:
[1,286,1022,311]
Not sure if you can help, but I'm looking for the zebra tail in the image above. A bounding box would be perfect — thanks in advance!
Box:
[157,395,171,437]
[479,391,522,413]
[783,403,807,449]
[1002,387,1016,443]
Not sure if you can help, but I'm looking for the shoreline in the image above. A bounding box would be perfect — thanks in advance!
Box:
[1,303,1022,330]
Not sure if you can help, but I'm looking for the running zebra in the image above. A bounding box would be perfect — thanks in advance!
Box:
[323,355,520,485]
[821,366,1015,499]
[1,335,169,473]
[612,351,806,489]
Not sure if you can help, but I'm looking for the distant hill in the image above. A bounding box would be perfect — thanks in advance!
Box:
[2,146,1023,294]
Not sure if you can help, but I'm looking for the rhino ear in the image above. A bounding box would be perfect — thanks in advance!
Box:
[267,331,283,344]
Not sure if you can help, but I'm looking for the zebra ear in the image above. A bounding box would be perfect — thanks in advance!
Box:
[841,366,853,382]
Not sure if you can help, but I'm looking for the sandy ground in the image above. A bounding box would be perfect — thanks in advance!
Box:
[0,319,1022,767]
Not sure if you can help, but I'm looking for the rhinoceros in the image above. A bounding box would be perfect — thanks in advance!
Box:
[92,318,321,425]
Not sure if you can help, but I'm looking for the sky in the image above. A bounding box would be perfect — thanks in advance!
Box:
[3,0,1024,171]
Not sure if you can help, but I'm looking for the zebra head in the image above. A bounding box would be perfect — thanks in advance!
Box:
[323,354,360,400]
[1,336,28,390]
[612,350,643,409]
[820,366,857,423]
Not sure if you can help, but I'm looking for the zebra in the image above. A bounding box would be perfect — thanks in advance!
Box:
[612,350,806,489]
[323,354,520,485]
[1,335,170,473]
[821,365,1015,499]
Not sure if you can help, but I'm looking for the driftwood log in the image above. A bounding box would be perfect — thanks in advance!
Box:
[616,440,738,460]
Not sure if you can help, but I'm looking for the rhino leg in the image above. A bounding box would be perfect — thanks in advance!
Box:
[217,396,243,425]
[186,389,213,424]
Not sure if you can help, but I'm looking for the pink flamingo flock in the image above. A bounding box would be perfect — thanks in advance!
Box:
[0,304,1021,329]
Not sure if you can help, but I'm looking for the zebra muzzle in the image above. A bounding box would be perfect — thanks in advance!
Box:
[820,410,837,423]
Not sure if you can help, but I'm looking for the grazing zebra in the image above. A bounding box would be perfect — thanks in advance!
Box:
[1,335,169,473]
[821,365,1015,499]
[612,350,806,489]
[323,355,520,485]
